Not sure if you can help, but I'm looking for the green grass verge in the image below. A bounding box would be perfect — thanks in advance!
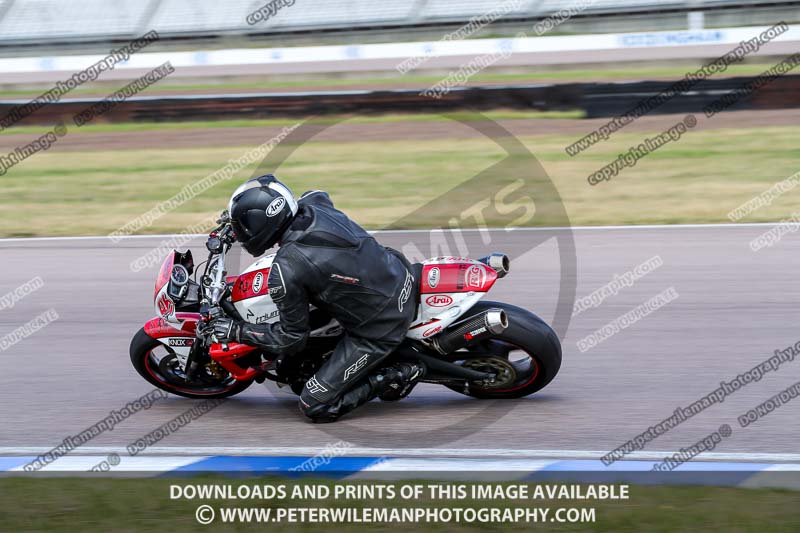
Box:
[1,119,798,237]
[0,62,781,99]
[0,478,798,532]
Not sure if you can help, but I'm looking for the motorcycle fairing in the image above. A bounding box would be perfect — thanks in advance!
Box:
[406,257,499,341]
[146,251,501,376]
[143,313,201,358]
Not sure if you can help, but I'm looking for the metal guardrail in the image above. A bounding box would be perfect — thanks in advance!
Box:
[580,73,800,117]
[1,74,798,126]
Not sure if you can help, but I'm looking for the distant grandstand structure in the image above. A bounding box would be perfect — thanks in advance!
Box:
[0,0,796,49]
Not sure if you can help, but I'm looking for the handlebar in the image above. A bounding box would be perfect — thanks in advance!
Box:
[184,210,237,379]
[206,212,235,254]
[199,210,236,350]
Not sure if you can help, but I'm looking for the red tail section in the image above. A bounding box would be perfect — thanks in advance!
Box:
[420,262,498,294]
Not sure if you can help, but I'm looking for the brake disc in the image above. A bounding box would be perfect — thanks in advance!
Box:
[461,357,516,389]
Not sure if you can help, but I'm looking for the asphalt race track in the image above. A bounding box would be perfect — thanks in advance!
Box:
[1,225,798,459]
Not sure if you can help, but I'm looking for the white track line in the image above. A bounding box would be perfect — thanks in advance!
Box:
[2,447,799,463]
[0,223,782,243]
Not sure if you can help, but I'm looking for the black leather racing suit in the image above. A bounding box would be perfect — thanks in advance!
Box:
[238,191,416,421]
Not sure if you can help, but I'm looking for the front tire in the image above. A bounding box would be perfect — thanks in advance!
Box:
[130,328,253,399]
[445,301,562,399]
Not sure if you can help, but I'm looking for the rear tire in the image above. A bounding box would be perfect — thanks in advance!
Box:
[445,301,561,399]
[130,328,253,399]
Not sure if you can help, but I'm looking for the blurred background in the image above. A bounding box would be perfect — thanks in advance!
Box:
[4,7,800,517]
[1,0,799,237]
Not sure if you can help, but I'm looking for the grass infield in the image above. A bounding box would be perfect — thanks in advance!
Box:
[0,115,797,237]
[0,477,798,532]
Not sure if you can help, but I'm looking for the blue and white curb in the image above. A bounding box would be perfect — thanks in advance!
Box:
[2,453,799,489]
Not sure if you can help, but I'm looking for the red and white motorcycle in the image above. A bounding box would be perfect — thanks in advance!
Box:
[130,213,562,400]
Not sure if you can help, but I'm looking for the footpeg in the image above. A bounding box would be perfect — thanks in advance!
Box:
[377,363,424,401]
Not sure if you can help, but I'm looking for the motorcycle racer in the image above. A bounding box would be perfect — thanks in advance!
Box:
[200,175,423,422]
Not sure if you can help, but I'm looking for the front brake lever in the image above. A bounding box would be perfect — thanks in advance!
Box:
[210,334,230,352]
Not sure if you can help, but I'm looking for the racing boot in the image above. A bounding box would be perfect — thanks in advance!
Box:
[375,362,425,401]
[299,363,426,423]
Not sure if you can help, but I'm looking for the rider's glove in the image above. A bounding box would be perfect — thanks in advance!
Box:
[201,317,241,343]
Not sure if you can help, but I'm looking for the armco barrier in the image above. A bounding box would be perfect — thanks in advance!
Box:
[0,85,584,125]
[580,73,800,118]
[1,74,799,126]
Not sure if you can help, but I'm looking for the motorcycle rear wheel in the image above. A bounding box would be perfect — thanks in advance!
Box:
[444,301,562,399]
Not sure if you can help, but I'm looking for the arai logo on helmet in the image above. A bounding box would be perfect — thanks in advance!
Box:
[253,272,264,294]
[266,197,286,217]
[427,267,440,289]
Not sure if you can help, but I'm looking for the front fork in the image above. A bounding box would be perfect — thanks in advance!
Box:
[184,303,227,381]
[184,332,211,382]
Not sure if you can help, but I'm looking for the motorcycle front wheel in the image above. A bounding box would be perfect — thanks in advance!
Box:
[130,328,253,399]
